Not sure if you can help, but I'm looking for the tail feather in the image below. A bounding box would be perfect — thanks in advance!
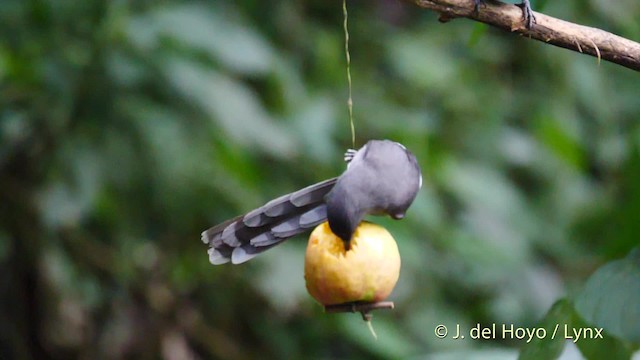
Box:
[231,246,256,264]
[202,178,338,265]
[231,242,279,264]
[249,232,277,247]
[271,216,307,238]
[299,204,328,228]
[243,207,270,227]
[263,194,297,217]
[208,246,232,265]
[290,180,335,206]
[201,214,243,245]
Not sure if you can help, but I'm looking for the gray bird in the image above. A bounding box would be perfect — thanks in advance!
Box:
[201,139,422,265]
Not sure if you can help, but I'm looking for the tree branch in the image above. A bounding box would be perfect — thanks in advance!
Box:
[324,301,395,321]
[404,0,640,71]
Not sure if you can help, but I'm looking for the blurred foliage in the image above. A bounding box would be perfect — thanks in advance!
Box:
[1,0,639,359]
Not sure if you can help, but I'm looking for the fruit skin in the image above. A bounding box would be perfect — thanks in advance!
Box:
[304,221,401,306]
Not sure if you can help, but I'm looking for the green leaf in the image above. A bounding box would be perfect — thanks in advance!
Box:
[386,33,458,90]
[572,311,632,360]
[518,299,572,360]
[39,144,103,228]
[422,348,518,360]
[575,247,640,343]
[338,316,420,358]
[128,3,275,75]
[467,23,488,48]
[535,115,585,170]
[162,57,297,157]
[535,0,549,10]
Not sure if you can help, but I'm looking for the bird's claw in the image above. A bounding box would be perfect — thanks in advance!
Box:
[473,0,536,29]
[516,0,536,29]
[344,149,357,164]
[473,0,482,16]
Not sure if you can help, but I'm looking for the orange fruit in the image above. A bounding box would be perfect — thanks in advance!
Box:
[304,222,401,306]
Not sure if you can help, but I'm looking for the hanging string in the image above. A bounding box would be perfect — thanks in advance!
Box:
[343,0,356,149]
[366,318,378,339]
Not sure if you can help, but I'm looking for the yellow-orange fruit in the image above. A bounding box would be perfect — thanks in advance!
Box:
[304,222,401,306]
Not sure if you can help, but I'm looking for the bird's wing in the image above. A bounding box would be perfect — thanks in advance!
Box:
[201,177,338,265]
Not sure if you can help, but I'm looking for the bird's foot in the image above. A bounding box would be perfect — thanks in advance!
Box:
[473,0,482,16]
[473,0,536,29]
[344,149,357,164]
[516,0,536,29]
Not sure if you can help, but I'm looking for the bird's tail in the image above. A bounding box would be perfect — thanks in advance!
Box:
[201,178,338,265]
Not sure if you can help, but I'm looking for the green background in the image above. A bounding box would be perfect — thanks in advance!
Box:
[1,0,639,359]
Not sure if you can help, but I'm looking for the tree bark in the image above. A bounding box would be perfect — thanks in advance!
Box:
[404,0,640,71]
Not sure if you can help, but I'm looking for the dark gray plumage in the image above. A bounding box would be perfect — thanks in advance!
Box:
[201,139,422,265]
